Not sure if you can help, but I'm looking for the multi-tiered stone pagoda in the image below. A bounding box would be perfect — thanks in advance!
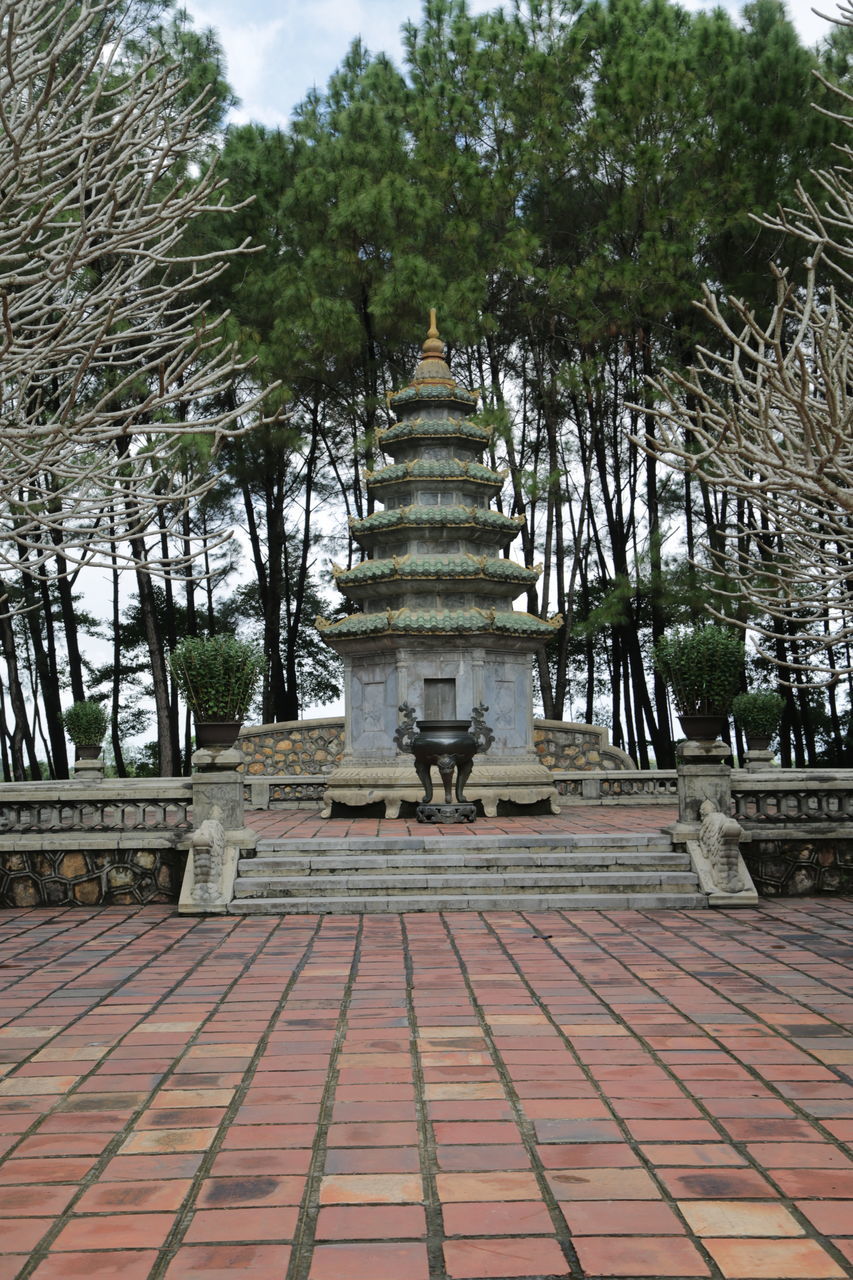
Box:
[317,314,561,817]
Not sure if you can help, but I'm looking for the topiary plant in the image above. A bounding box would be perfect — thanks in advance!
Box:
[732,690,785,740]
[653,625,745,715]
[62,699,109,748]
[168,635,263,723]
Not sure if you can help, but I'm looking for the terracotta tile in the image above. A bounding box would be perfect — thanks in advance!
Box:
[574,1235,711,1276]
[768,1168,853,1197]
[163,1243,291,1278]
[220,1123,316,1148]
[315,1204,427,1240]
[308,1242,429,1280]
[184,1206,298,1242]
[0,1216,53,1250]
[626,1119,721,1142]
[746,1142,853,1168]
[436,1171,541,1202]
[100,1151,205,1180]
[324,1146,421,1174]
[75,1178,192,1213]
[559,1199,685,1235]
[547,1166,660,1200]
[326,1121,418,1147]
[0,1156,96,1184]
[52,1212,176,1250]
[442,1235,569,1278]
[118,1128,217,1154]
[657,1167,777,1198]
[441,1200,554,1236]
[678,1199,805,1237]
[538,1142,640,1168]
[795,1199,853,1234]
[195,1175,306,1207]
[210,1148,311,1176]
[318,1173,423,1204]
[0,1184,77,1215]
[30,1251,160,1279]
[432,1121,522,1145]
[704,1238,846,1278]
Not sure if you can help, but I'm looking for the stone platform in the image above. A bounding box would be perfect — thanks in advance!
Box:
[0,898,851,1278]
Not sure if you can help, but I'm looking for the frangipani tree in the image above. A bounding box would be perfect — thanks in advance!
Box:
[637,2,853,684]
[0,0,270,585]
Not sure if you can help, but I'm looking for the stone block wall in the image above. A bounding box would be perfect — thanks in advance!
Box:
[533,721,635,771]
[0,846,186,908]
[238,718,345,776]
[743,835,853,896]
[238,716,634,776]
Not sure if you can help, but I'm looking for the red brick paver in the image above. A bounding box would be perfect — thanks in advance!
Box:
[0,894,851,1278]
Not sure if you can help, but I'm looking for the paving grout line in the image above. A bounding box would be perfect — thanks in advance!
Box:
[436,911,584,1279]
[400,913,451,1280]
[529,906,852,1275]
[151,914,329,1277]
[284,914,364,1280]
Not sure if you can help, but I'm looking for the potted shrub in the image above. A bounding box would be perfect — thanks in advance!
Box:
[169,635,263,748]
[63,699,109,759]
[653,625,744,743]
[732,690,785,751]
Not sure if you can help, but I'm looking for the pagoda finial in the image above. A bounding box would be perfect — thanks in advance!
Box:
[420,307,445,362]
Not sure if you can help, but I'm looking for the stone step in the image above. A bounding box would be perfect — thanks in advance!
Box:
[232,870,700,899]
[230,890,709,915]
[254,832,675,856]
[238,851,693,876]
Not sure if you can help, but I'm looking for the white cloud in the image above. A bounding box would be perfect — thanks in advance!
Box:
[183,0,838,131]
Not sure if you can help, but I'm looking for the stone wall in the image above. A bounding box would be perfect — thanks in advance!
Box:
[239,718,345,777]
[238,716,635,776]
[0,844,186,908]
[533,720,635,772]
[742,835,853,896]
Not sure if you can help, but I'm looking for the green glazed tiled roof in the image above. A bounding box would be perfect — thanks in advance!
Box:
[334,554,539,587]
[388,382,478,408]
[317,607,561,638]
[379,417,491,447]
[350,505,524,538]
[367,459,505,487]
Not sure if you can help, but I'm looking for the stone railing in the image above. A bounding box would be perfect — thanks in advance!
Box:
[554,770,677,803]
[728,768,853,897]
[0,778,193,835]
[731,770,853,825]
[0,765,254,911]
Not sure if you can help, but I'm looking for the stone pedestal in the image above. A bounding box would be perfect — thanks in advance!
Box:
[73,756,105,783]
[745,749,775,773]
[179,746,256,914]
[674,740,732,826]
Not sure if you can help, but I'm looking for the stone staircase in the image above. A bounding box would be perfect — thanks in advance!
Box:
[228,831,706,913]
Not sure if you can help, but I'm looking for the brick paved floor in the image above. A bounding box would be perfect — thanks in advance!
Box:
[0,899,851,1279]
[247,805,679,840]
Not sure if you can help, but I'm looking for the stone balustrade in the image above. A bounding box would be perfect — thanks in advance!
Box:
[729,768,853,896]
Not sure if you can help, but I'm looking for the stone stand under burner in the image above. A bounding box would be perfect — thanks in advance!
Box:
[317,313,562,818]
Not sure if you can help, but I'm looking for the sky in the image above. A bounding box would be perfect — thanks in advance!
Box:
[181,0,834,130]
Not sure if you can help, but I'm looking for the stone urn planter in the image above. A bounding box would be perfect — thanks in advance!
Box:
[194,721,243,750]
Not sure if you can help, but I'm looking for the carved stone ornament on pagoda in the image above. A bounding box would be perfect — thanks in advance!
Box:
[316,313,562,818]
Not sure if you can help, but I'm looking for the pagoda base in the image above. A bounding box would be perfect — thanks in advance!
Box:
[320,760,560,819]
